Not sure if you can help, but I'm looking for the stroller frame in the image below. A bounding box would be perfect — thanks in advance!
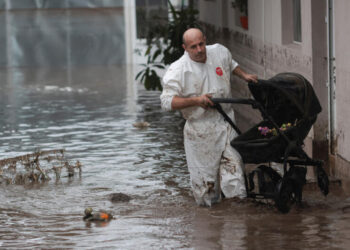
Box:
[211,73,329,213]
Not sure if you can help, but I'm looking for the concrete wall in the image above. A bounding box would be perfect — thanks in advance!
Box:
[333,0,350,176]
[310,0,329,171]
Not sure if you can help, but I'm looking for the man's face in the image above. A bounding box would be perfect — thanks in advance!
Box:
[183,34,207,63]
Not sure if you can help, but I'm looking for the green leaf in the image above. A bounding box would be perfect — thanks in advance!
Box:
[135,70,144,80]
[140,72,146,83]
[152,49,162,62]
[168,0,178,22]
[145,46,151,56]
[147,54,152,64]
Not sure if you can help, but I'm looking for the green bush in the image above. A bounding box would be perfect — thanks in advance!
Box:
[136,0,199,91]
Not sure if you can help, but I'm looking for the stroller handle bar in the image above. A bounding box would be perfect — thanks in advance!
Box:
[211,98,256,105]
[210,97,291,143]
[210,98,263,110]
[209,98,261,136]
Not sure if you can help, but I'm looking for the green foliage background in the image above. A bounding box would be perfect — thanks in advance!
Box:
[136,0,199,91]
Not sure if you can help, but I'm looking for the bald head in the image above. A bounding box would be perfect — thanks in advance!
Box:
[182,28,207,63]
[182,28,205,46]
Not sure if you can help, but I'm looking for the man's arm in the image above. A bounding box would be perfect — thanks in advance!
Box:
[171,94,214,110]
[233,66,258,83]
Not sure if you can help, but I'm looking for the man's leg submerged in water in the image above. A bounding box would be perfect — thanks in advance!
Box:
[219,141,246,199]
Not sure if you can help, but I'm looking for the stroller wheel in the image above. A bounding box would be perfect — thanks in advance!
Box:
[275,178,295,213]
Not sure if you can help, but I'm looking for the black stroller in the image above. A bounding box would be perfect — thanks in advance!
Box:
[211,72,329,213]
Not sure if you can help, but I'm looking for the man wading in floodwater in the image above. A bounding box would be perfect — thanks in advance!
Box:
[160,28,258,206]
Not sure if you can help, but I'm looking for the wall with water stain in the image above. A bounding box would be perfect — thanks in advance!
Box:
[309,0,330,173]
[332,0,350,176]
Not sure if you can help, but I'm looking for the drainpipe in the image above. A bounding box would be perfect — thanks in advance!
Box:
[327,0,336,154]
[262,0,266,79]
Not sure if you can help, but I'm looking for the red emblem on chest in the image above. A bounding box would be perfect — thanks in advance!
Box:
[216,67,223,76]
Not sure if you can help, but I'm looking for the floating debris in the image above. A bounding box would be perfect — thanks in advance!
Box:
[0,149,82,185]
[132,121,150,128]
[83,208,113,222]
[109,192,131,203]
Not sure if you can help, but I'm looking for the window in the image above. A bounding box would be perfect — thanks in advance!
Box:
[293,0,302,42]
[232,0,248,30]
[136,0,168,39]
[281,0,302,44]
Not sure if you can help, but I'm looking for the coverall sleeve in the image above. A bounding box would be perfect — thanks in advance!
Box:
[231,58,239,72]
[223,46,238,72]
[160,65,183,111]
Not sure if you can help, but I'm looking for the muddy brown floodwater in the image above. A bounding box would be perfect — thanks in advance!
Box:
[0,65,350,249]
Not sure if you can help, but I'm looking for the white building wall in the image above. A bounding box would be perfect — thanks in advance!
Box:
[244,0,263,40]
[334,0,350,163]
[262,0,282,45]
[198,0,224,28]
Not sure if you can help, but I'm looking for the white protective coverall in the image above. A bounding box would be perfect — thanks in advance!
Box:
[160,43,246,206]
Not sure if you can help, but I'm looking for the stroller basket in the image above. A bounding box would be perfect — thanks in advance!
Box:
[211,72,329,213]
[232,116,317,164]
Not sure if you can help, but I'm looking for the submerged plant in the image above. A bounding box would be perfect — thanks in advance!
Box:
[0,149,82,185]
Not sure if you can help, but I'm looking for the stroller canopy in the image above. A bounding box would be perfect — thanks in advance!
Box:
[248,72,322,125]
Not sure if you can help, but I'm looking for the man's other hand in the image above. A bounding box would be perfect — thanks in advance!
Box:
[243,73,258,83]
